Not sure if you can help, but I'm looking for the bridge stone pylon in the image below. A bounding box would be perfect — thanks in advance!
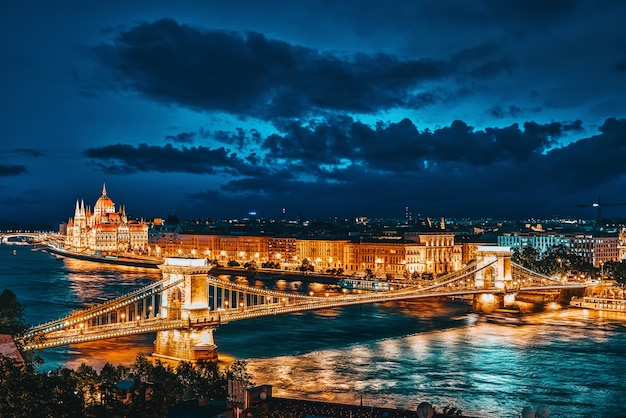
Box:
[474,245,513,289]
[153,258,218,362]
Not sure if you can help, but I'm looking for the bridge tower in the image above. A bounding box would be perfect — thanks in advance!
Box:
[153,258,218,362]
[473,245,514,312]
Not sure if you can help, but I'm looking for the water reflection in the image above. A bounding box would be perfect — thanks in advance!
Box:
[243,311,626,417]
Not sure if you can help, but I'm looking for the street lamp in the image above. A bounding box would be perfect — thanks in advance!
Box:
[601,261,605,280]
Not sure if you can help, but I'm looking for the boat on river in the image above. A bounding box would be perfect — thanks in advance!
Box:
[570,296,626,312]
[338,277,392,292]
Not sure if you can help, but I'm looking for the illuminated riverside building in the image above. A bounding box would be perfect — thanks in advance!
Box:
[343,233,461,277]
[150,233,269,264]
[148,230,466,277]
[297,238,346,272]
[570,234,619,267]
[404,232,460,275]
[219,235,269,265]
[344,239,407,277]
[498,231,620,267]
[269,237,297,266]
[65,184,148,254]
[497,232,571,254]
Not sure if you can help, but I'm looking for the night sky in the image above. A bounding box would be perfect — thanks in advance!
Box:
[3,1,626,228]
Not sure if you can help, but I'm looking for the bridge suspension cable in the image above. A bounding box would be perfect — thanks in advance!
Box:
[24,275,184,338]
[511,262,563,284]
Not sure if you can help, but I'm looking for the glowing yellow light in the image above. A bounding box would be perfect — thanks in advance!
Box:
[481,293,495,303]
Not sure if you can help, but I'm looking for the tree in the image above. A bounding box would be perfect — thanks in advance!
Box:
[96,362,127,417]
[604,261,626,287]
[0,289,28,336]
[196,359,228,400]
[512,246,541,272]
[74,363,100,409]
[226,359,253,386]
[0,355,39,418]
[299,258,310,272]
[43,367,85,418]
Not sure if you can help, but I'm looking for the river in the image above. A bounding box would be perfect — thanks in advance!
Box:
[1,244,625,417]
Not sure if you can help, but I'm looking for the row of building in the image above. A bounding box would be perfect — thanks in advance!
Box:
[60,185,626,278]
[148,230,465,277]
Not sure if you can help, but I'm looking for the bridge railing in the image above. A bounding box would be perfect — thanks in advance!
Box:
[22,319,185,351]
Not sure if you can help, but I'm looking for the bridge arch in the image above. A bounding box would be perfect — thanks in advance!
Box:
[1,233,40,244]
[474,245,512,289]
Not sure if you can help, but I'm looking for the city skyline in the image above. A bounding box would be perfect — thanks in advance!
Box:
[2,1,626,228]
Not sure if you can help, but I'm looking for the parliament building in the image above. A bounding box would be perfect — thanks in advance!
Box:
[64,184,149,254]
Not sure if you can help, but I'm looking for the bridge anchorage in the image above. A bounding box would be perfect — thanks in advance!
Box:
[20,246,586,362]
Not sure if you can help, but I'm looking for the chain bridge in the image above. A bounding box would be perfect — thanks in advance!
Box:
[19,246,586,362]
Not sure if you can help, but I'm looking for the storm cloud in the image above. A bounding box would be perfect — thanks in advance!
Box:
[91,19,513,121]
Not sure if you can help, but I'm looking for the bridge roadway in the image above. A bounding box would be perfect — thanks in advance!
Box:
[20,261,586,351]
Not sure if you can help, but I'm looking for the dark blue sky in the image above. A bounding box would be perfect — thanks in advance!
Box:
[2,0,626,227]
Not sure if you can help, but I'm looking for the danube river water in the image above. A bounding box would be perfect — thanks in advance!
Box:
[1,244,626,417]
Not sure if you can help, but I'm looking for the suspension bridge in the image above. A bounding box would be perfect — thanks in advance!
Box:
[19,246,586,362]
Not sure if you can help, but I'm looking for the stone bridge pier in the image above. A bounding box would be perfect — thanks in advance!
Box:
[153,258,219,362]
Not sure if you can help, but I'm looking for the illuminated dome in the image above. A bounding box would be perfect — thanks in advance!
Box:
[94,183,115,215]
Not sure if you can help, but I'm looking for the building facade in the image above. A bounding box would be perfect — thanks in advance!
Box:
[65,184,148,254]
[146,230,471,278]
[498,231,620,267]
[497,233,572,254]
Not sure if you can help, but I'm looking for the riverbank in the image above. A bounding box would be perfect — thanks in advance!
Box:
[41,244,162,269]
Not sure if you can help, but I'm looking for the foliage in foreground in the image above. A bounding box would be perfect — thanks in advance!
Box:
[0,353,249,418]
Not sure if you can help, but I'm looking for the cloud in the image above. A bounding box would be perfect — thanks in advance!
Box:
[537,117,626,189]
[0,164,27,176]
[90,18,515,121]
[263,117,582,173]
[165,132,196,144]
[10,149,44,158]
[83,143,256,175]
[80,116,624,219]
